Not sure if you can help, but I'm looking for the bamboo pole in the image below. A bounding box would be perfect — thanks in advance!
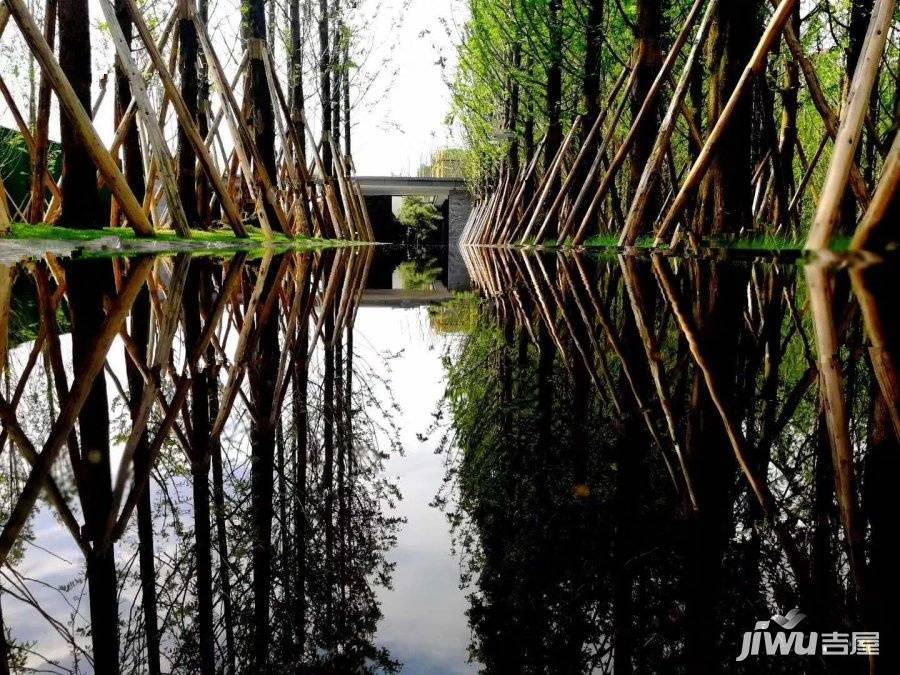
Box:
[536,67,632,243]
[807,0,895,250]
[0,75,64,204]
[519,116,583,244]
[654,0,800,246]
[119,0,248,237]
[0,176,10,234]
[851,130,899,250]
[621,0,720,245]
[787,133,828,215]
[556,67,639,243]
[4,0,153,235]
[98,0,190,236]
[573,0,710,246]
[768,0,870,209]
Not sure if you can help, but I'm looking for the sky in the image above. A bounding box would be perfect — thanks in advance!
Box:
[0,0,469,179]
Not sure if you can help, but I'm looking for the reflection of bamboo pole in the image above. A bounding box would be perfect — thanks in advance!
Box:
[653,255,808,585]
[0,405,90,557]
[106,256,190,531]
[850,264,900,438]
[655,0,800,245]
[851,130,899,251]
[0,257,154,564]
[110,254,247,544]
[4,0,153,235]
[619,256,698,509]
[0,265,10,369]
[806,260,868,600]
[807,0,895,250]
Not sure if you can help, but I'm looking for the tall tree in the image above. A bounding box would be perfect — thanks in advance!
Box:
[177,0,200,228]
[244,0,281,230]
[57,0,100,228]
[320,0,333,174]
[629,0,665,202]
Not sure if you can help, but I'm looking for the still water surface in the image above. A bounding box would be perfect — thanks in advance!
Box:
[0,245,896,673]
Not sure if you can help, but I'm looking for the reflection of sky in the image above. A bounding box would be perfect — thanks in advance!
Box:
[356,306,474,674]
[4,303,473,673]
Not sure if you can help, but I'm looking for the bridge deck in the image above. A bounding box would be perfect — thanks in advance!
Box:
[354,176,468,197]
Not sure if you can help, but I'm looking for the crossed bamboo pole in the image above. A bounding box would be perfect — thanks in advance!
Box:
[462,0,895,252]
[0,0,372,242]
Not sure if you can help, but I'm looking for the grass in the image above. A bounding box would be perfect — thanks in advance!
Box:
[2,222,358,258]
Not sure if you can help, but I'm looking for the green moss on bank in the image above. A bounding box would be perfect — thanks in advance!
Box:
[6,222,339,245]
[0,222,364,259]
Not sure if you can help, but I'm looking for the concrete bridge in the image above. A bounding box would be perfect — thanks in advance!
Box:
[358,176,472,291]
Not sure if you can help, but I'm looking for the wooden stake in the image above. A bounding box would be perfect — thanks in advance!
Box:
[573,0,710,246]
[621,0,720,245]
[655,0,800,245]
[0,176,10,234]
[807,0,895,250]
[851,130,899,250]
[98,0,190,235]
[4,0,153,235]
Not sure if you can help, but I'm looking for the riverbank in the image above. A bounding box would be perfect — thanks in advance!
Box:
[0,222,359,263]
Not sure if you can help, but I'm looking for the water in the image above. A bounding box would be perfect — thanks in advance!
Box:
[0,245,896,673]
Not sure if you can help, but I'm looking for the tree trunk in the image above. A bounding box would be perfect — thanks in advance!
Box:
[28,0,56,224]
[320,0,332,174]
[289,0,306,162]
[629,0,665,203]
[177,0,200,228]
[58,0,101,227]
[245,0,281,230]
[583,0,603,124]
[292,310,309,658]
[699,0,759,235]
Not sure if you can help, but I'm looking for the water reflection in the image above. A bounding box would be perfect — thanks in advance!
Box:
[0,248,401,673]
[0,245,898,673]
[436,247,899,673]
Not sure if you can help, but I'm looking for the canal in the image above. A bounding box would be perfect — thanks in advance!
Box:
[0,245,896,672]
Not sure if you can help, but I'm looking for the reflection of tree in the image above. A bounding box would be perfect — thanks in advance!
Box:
[0,250,402,673]
[438,249,899,673]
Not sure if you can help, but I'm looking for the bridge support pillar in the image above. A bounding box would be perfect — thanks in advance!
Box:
[447,189,472,291]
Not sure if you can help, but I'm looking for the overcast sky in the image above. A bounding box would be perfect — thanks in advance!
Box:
[0,0,468,179]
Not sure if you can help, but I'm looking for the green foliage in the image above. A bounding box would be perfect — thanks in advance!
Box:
[395,259,441,290]
[396,196,442,232]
